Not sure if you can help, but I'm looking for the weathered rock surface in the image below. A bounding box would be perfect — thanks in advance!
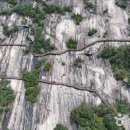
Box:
[0,0,130,130]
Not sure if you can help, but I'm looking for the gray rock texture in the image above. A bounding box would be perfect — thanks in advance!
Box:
[0,0,130,130]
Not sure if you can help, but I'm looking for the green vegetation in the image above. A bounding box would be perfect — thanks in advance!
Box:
[21,17,27,25]
[74,57,84,68]
[54,124,68,130]
[70,101,128,130]
[22,59,52,103]
[88,29,97,36]
[72,13,83,25]
[128,18,130,24]
[70,103,111,130]
[103,9,108,14]
[61,62,65,66]
[98,45,130,83]
[0,3,72,17]
[14,4,45,24]
[103,32,108,38]
[0,3,71,27]
[35,59,52,72]
[84,0,95,10]
[43,4,72,14]
[0,8,13,16]
[22,70,39,103]
[26,27,55,54]
[34,59,46,70]
[3,24,18,37]
[44,63,52,72]
[115,100,130,114]
[66,38,77,49]
[35,0,42,2]
[115,1,127,9]
[0,80,15,119]
[98,45,117,59]
[0,4,44,25]
[7,0,17,5]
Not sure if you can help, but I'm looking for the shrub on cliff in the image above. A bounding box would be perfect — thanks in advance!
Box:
[43,4,72,14]
[115,1,127,9]
[84,0,94,9]
[74,57,84,68]
[54,124,68,130]
[70,103,108,130]
[3,24,18,37]
[44,63,52,72]
[28,27,55,54]
[7,0,17,5]
[72,14,83,25]
[70,102,128,130]
[98,45,130,83]
[128,18,130,24]
[66,38,78,49]
[22,70,39,103]
[13,4,45,24]
[115,99,130,114]
[88,29,97,36]
[0,80,15,119]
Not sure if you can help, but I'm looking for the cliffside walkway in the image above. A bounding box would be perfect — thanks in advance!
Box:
[0,76,116,112]
[0,38,127,112]
[0,39,130,57]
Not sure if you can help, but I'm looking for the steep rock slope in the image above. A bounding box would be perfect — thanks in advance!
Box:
[0,0,130,130]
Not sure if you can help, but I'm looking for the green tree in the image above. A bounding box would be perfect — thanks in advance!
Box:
[54,124,68,130]
[28,27,55,54]
[98,45,130,84]
[0,80,15,119]
[70,103,94,127]
[22,70,39,103]
[115,99,130,114]
[70,103,123,130]
[103,114,119,130]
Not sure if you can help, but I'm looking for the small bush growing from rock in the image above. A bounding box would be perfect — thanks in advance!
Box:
[66,38,78,49]
[0,8,13,15]
[44,63,52,72]
[22,70,39,103]
[74,57,84,68]
[7,0,17,5]
[88,29,97,36]
[115,1,127,9]
[0,80,15,119]
[103,32,108,38]
[61,62,65,66]
[71,13,83,25]
[43,4,72,14]
[128,18,130,24]
[3,24,18,37]
[84,0,94,9]
[28,27,55,54]
[54,124,68,130]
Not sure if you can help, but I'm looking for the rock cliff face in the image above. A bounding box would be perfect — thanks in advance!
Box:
[0,0,130,130]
